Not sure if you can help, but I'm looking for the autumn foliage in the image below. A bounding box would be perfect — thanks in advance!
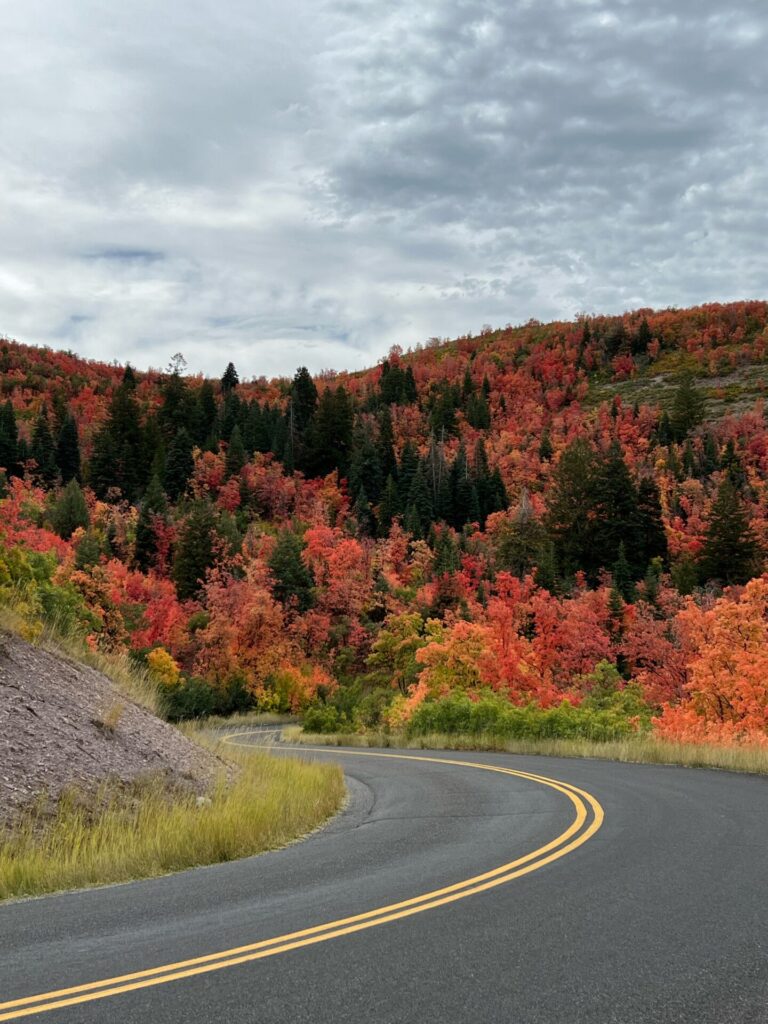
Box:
[1,300,768,741]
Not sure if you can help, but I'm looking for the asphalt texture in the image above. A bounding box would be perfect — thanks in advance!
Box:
[2,735,768,1023]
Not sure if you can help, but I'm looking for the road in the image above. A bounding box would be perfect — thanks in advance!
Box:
[1,735,768,1023]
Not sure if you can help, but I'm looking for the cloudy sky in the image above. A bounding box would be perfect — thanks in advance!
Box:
[1,1,766,378]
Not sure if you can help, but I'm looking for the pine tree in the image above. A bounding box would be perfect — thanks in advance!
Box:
[225,425,246,477]
[164,427,194,502]
[134,474,168,571]
[268,529,314,611]
[353,485,375,536]
[0,400,19,477]
[545,438,599,578]
[51,479,89,539]
[698,478,761,586]
[611,542,635,601]
[591,442,642,576]
[56,415,81,483]
[403,366,418,403]
[378,475,400,536]
[221,362,240,394]
[671,374,705,441]
[406,463,433,538]
[32,404,57,485]
[290,367,318,431]
[633,317,652,355]
[398,442,419,508]
[196,380,218,445]
[538,427,554,462]
[636,477,668,568]
[89,379,145,500]
[173,502,217,600]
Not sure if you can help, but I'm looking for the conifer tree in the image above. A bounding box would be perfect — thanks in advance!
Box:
[221,362,240,394]
[636,477,668,569]
[0,400,19,476]
[51,479,89,539]
[268,529,314,611]
[671,374,705,441]
[134,474,168,571]
[699,478,761,586]
[173,501,217,599]
[545,438,599,578]
[32,404,57,485]
[378,475,400,536]
[56,415,81,483]
[164,427,194,502]
[225,425,247,477]
[591,442,641,576]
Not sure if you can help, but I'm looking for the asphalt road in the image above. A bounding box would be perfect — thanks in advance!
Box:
[2,736,768,1024]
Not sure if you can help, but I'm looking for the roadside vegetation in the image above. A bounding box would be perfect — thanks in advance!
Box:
[291,729,768,776]
[0,739,344,901]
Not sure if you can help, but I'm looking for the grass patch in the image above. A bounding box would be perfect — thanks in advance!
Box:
[0,740,345,901]
[182,711,295,733]
[291,729,768,775]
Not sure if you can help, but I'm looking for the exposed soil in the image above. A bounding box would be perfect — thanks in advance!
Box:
[0,632,224,825]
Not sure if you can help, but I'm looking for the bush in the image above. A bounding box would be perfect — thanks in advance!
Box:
[405,689,651,743]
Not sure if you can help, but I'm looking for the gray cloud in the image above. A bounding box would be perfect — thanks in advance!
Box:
[0,0,766,377]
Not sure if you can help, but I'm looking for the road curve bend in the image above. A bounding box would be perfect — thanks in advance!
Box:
[1,738,767,1023]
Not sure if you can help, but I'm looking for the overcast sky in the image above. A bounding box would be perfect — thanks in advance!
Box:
[1,1,766,378]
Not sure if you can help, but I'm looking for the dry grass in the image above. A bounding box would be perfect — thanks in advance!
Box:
[0,739,344,901]
[291,729,768,775]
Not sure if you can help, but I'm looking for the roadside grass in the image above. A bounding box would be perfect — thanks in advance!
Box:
[0,740,345,902]
[181,711,294,733]
[288,728,768,775]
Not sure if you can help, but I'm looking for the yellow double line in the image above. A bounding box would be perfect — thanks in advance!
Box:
[0,744,604,1021]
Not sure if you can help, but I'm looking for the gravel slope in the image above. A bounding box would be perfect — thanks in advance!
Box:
[0,631,222,823]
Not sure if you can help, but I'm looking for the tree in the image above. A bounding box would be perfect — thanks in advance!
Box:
[225,425,247,477]
[545,439,598,578]
[591,442,641,577]
[268,529,315,612]
[89,379,144,500]
[164,428,194,502]
[636,477,668,569]
[31,404,57,485]
[221,362,240,394]
[290,366,318,431]
[671,375,705,441]
[698,478,761,586]
[134,474,168,571]
[173,501,217,599]
[51,479,89,539]
[0,400,19,476]
[56,415,81,483]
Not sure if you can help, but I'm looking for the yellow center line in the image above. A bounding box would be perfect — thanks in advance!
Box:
[0,741,604,1021]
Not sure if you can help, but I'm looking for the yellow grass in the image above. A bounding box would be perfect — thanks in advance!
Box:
[0,741,344,901]
[291,728,768,775]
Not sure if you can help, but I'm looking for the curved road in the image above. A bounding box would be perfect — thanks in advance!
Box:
[1,736,768,1023]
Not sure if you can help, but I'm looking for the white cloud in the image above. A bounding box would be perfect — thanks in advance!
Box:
[0,0,766,377]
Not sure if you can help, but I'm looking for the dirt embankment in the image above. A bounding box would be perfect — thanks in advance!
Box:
[0,632,223,824]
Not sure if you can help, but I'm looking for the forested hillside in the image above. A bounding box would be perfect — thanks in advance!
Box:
[2,300,768,744]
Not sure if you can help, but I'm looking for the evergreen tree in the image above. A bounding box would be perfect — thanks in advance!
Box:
[611,542,635,601]
[268,529,314,611]
[636,477,668,568]
[700,432,719,476]
[353,485,375,536]
[159,370,195,440]
[545,439,599,578]
[51,479,89,539]
[495,490,547,579]
[32,404,57,485]
[89,379,145,500]
[290,367,318,431]
[720,439,747,491]
[671,374,705,441]
[0,400,19,476]
[377,405,397,483]
[403,366,418,403]
[432,526,461,575]
[656,410,673,447]
[164,427,194,502]
[538,427,553,462]
[378,475,400,537]
[56,415,81,483]
[134,474,168,571]
[349,422,384,505]
[633,317,652,356]
[225,425,247,477]
[196,380,218,445]
[406,463,433,538]
[591,442,641,576]
[74,529,102,570]
[398,442,419,507]
[221,362,240,394]
[173,501,217,600]
[698,478,761,586]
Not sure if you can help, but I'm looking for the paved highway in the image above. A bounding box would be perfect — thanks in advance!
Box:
[1,735,768,1023]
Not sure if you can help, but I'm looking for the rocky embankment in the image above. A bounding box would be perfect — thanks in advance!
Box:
[0,632,223,824]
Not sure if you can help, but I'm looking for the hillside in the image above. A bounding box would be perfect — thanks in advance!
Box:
[0,631,222,825]
[1,299,768,747]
